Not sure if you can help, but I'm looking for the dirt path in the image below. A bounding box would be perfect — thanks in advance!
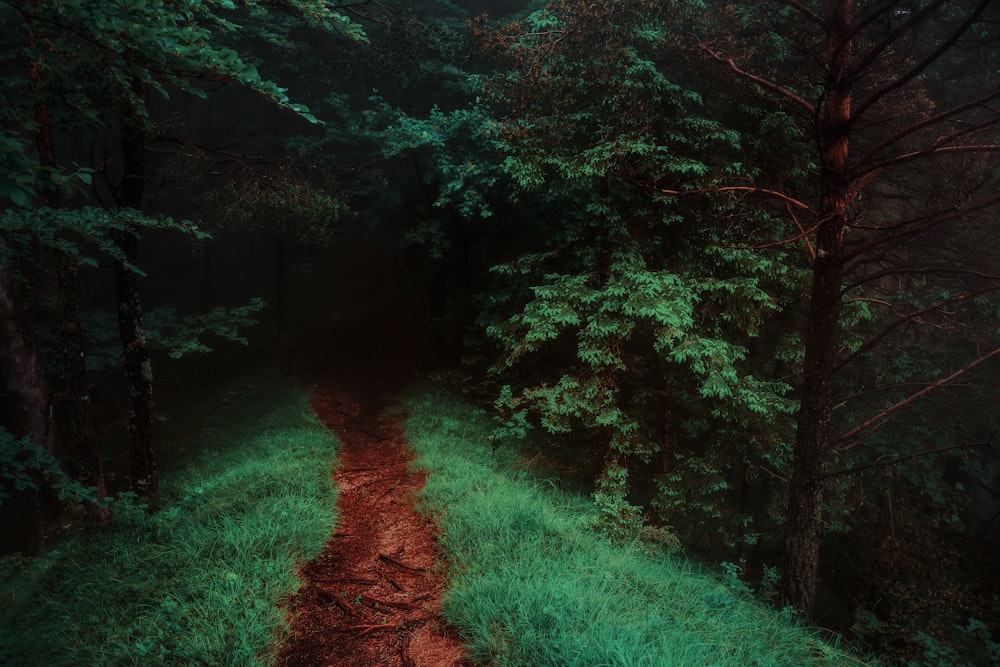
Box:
[277,387,466,666]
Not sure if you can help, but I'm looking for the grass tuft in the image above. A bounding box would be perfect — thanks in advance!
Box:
[0,383,337,667]
[404,387,873,667]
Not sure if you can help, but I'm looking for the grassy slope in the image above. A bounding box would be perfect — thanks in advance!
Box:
[0,383,337,666]
[404,388,873,667]
[0,379,875,666]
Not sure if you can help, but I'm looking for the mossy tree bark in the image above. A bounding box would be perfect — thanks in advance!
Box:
[780,0,854,617]
[0,256,52,454]
[54,254,110,523]
[274,232,292,374]
[29,53,109,523]
[113,113,157,495]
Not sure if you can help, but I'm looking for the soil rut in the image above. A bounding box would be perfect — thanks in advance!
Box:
[278,387,465,666]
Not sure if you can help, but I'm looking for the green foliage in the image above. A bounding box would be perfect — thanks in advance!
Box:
[592,458,646,541]
[484,198,797,542]
[250,0,490,263]
[208,167,351,244]
[492,384,532,444]
[76,298,268,371]
[0,207,208,274]
[145,298,268,358]
[0,428,107,508]
[482,0,745,189]
[404,388,869,666]
[1,0,366,131]
[905,618,1000,667]
[0,382,337,666]
[0,0,366,250]
[0,152,92,210]
[470,0,806,546]
[369,99,503,223]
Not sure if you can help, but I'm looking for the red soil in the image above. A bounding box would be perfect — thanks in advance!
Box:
[277,388,466,666]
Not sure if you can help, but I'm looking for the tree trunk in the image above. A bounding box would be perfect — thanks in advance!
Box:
[0,256,53,453]
[0,254,66,548]
[53,255,110,523]
[274,232,291,374]
[114,116,157,494]
[114,231,156,494]
[28,52,108,523]
[781,241,843,614]
[659,382,675,476]
[781,0,854,616]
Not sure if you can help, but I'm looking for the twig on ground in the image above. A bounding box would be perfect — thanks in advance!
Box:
[317,577,378,585]
[314,587,363,617]
[362,594,418,610]
[400,633,416,667]
[341,623,397,636]
[379,554,427,572]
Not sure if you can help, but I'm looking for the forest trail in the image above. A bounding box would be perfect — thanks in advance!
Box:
[277,387,465,666]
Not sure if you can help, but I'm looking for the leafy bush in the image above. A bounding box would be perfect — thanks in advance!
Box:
[0,427,106,508]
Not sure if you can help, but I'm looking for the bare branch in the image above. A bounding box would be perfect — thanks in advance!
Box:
[627,171,822,254]
[773,0,824,24]
[833,286,1000,374]
[841,266,1000,295]
[834,346,1000,452]
[635,182,812,210]
[821,436,996,481]
[848,0,951,84]
[845,194,1000,260]
[860,142,1000,175]
[786,200,817,260]
[840,0,919,49]
[699,44,815,115]
[852,88,1000,174]
[851,0,994,122]
[836,380,982,406]
[713,217,828,252]
[148,136,291,169]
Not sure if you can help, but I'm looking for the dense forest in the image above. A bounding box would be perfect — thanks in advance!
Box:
[1,0,999,664]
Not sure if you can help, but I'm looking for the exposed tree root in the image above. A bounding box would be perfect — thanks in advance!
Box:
[277,389,465,666]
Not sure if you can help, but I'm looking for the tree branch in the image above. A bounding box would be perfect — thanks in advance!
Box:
[713,217,827,252]
[773,0,824,24]
[629,176,823,253]
[786,199,816,260]
[149,135,291,168]
[859,142,1000,176]
[835,380,981,406]
[699,43,815,115]
[851,0,994,122]
[841,266,1000,295]
[851,88,1000,175]
[833,286,1000,374]
[635,181,812,210]
[845,194,1000,260]
[821,435,996,481]
[833,346,1000,452]
[848,0,951,83]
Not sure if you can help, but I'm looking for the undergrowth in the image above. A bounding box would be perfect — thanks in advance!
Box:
[404,387,873,667]
[0,383,337,666]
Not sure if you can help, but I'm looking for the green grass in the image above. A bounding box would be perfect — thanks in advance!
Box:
[0,380,876,666]
[0,383,337,666]
[403,388,873,667]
